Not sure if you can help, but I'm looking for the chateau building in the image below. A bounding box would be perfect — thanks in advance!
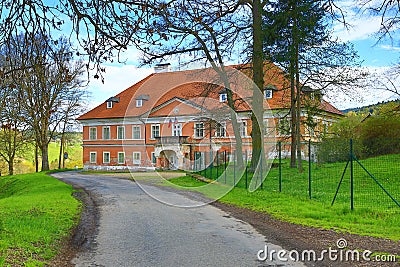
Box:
[77,64,343,170]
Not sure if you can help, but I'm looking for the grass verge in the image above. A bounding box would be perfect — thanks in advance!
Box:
[165,175,400,241]
[0,172,81,266]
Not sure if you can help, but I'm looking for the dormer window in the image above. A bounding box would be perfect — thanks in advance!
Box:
[264,89,273,99]
[218,88,228,103]
[135,94,149,108]
[264,85,276,99]
[105,96,120,109]
[219,93,227,102]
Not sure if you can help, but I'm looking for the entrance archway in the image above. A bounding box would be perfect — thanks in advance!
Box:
[159,150,178,170]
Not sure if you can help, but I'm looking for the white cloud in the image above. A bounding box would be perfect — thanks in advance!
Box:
[329,0,387,42]
[332,14,382,42]
[325,66,399,110]
[87,64,154,109]
[378,44,400,51]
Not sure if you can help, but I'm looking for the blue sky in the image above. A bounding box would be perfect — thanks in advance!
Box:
[86,4,400,111]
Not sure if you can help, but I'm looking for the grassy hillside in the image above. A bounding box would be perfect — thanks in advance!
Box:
[0,133,83,176]
[0,172,81,266]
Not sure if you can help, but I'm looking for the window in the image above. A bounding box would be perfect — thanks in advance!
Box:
[263,119,269,136]
[151,124,160,139]
[215,122,226,137]
[264,89,273,99]
[106,101,113,109]
[151,152,157,165]
[136,99,143,107]
[118,152,125,164]
[103,126,111,140]
[133,152,141,165]
[89,152,97,164]
[89,127,97,140]
[132,125,141,139]
[219,93,227,102]
[172,123,182,136]
[239,121,247,137]
[117,126,125,140]
[103,152,110,164]
[194,123,204,138]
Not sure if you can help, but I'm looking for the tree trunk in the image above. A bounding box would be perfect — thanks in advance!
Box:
[250,0,265,173]
[35,141,39,172]
[58,132,65,169]
[290,61,297,168]
[226,89,245,169]
[41,143,50,171]
[295,38,303,172]
[8,157,14,176]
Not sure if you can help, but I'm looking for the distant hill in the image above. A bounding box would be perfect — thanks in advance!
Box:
[341,100,400,114]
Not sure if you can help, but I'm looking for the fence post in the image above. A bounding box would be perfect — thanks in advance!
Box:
[260,150,263,190]
[233,150,236,186]
[350,138,354,210]
[279,141,282,192]
[210,150,213,179]
[204,153,207,178]
[224,151,227,184]
[194,152,197,172]
[245,151,248,189]
[308,139,312,199]
[216,151,219,179]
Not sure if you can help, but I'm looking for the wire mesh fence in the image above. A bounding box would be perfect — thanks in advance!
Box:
[191,138,400,212]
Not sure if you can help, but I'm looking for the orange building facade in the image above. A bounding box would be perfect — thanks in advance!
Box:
[77,64,343,171]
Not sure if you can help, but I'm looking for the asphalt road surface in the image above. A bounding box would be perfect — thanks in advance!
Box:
[53,172,305,267]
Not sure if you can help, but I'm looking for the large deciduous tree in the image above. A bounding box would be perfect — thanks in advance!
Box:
[1,33,86,171]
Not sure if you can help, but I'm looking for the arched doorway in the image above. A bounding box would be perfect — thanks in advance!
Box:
[159,150,178,170]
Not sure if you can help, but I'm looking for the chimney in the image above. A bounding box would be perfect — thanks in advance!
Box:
[154,63,171,73]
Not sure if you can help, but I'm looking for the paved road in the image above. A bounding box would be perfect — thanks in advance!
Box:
[53,172,304,267]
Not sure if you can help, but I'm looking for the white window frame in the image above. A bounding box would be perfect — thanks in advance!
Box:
[118,152,125,164]
[132,152,141,165]
[151,124,160,139]
[132,125,141,139]
[172,123,182,136]
[102,126,111,140]
[239,121,247,137]
[103,151,110,164]
[89,127,97,140]
[194,122,204,138]
[89,152,97,164]
[219,93,227,102]
[117,126,125,140]
[106,101,113,109]
[264,89,273,99]
[136,99,143,107]
[151,152,157,165]
[215,122,226,137]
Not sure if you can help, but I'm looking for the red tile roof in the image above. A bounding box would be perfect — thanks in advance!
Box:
[77,64,342,120]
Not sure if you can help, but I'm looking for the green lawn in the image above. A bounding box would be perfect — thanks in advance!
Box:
[196,154,400,211]
[166,154,400,241]
[0,172,81,266]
